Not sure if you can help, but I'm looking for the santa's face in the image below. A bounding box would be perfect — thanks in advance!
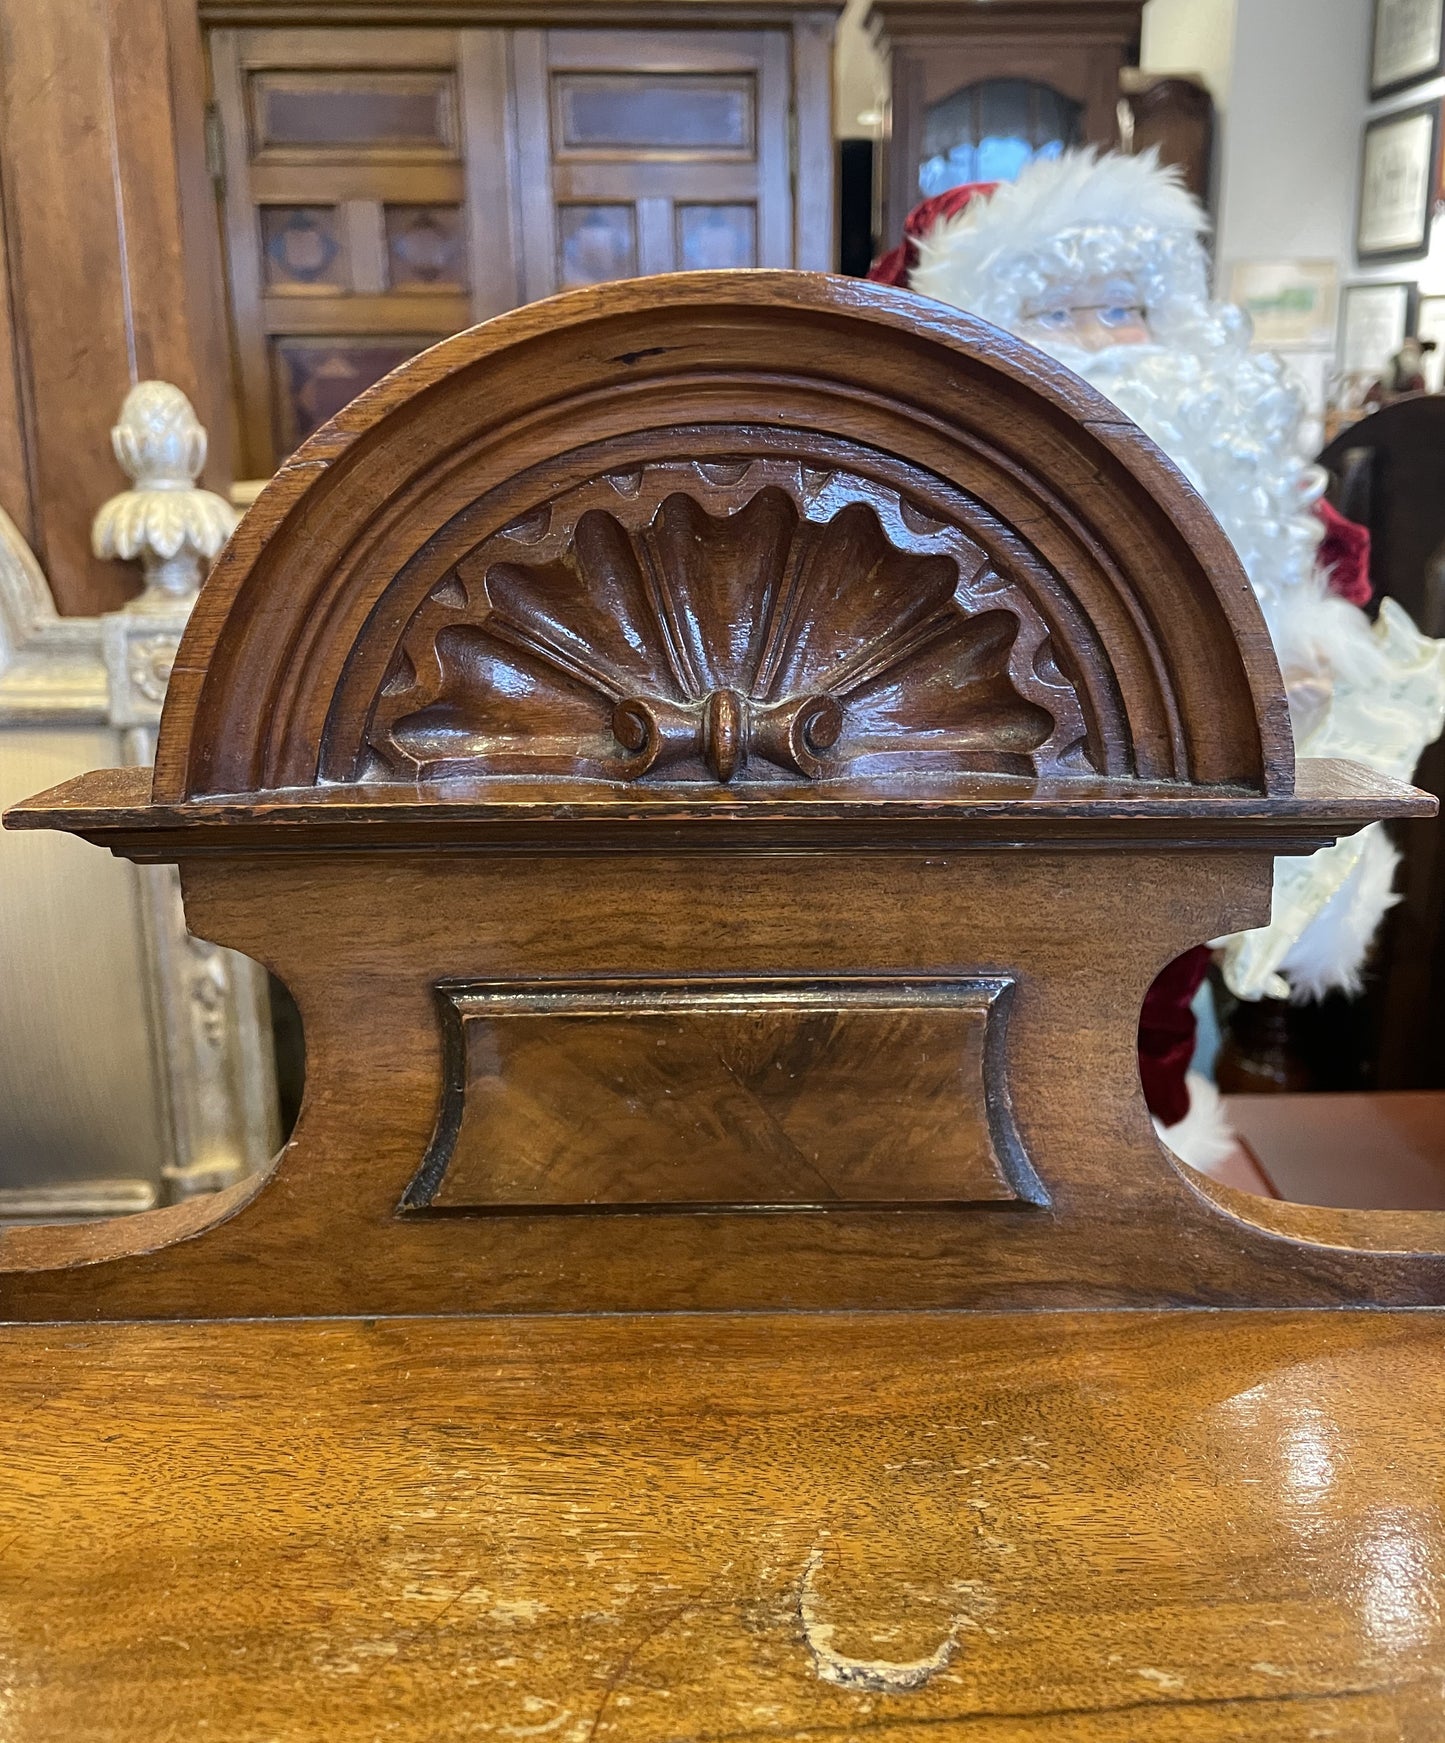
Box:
[1015,274,1151,353]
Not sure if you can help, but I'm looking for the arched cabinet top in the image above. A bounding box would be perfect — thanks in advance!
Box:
[155,273,1293,804]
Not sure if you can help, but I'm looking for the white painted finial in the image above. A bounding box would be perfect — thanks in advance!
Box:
[92,381,239,610]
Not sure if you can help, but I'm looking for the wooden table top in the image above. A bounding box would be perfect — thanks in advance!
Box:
[4,1308,1445,1740]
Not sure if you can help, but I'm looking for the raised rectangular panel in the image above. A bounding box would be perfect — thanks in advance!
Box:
[403,977,1036,1213]
[676,203,757,269]
[383,205,467,291]
[556,204,638,287]
[260,206,346,292]
[553,74,755,158]
[268,334,445,455]
[248,71,458,158]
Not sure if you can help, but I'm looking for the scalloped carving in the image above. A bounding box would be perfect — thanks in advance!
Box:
[357,460,1089,785]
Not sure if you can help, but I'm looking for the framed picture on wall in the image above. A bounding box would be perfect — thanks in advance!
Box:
[1225,260,1339,349]
[1357,104,1440,261]
[1416,292,1445,387]
[1372,0,1445,98]
[1341,281,1417,377]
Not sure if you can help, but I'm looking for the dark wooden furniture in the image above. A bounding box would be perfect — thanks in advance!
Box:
[1320,397,1445,1090]
[205,0,839,475]
[1118,71,1214,205]
[866,0,1143,248]
[4,274,1445,1734]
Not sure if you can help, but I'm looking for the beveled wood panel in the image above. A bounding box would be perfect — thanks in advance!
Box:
[408,976,1029,1210]
[3,1308,1445,1738]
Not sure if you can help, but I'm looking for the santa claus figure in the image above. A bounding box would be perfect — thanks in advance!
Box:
[872,149,1445,1173]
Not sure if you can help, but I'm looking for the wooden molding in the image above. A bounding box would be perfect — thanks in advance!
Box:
[866,0,1143,45]
[200,0,844,23]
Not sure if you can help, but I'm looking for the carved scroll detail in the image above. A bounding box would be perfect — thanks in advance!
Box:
[357,459,1090,784]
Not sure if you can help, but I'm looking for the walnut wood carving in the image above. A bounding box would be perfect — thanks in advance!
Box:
[3,271,1441,1324]
[357,463,1086,784]
[150,274,1291,800]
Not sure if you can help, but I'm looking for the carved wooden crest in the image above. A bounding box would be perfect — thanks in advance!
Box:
[361,460,1088,785]
[144,275,1292,800]
[9,274,1435,1327]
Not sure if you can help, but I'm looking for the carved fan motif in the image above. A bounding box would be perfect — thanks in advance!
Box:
[360,460,1089,784]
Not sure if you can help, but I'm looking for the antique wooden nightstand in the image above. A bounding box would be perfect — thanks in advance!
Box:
[4,274,1443,1739]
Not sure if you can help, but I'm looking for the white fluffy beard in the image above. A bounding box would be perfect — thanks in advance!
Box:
[1035,325,1322,623]
[1033,322,1445,1001]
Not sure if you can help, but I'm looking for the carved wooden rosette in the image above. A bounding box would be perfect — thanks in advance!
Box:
[3,273,1440,1322]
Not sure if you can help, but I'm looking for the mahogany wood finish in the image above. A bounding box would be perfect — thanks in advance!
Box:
[403,975,1034,1211]
[0,1309,1443,1739]
[5,270,1442,1324]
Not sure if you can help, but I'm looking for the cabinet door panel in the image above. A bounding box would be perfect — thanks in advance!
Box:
[516,28,793,298]
[554,73,756,157]
[249,70,458,158]
[556,204,638,287]
[211,25,518,475]
[677,203,758,270]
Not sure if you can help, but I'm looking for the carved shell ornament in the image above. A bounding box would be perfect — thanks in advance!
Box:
[359,459,1089,785]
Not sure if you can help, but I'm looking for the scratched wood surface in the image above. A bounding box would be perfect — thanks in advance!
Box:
[2,1308,1444,1741]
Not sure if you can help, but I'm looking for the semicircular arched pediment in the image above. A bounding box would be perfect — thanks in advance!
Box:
[155,274,1292,801]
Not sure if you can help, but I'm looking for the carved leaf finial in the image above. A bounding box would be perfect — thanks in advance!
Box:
[92,382,239,611]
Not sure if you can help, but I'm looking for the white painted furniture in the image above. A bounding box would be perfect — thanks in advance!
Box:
[0,384,278,1218]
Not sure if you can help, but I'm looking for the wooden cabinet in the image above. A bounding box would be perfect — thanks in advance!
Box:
[206,4,838,476]
[866,0,1144,248]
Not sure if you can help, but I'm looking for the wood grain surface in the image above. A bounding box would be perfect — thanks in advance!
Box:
[3,1307,1444,1741]
[415,976,1025,1210]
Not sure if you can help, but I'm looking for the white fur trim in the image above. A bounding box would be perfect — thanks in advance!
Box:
[911,148,1211,334]
[1280,824,1401,1001]
[1156,1072,1237,1177]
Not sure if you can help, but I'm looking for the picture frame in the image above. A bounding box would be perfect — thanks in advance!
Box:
[1225,259,1339,350]
[1340,281,1417,378]
[1357,103,1440,262]
[1371,0,1445,99]
[1416,292,1445,389]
